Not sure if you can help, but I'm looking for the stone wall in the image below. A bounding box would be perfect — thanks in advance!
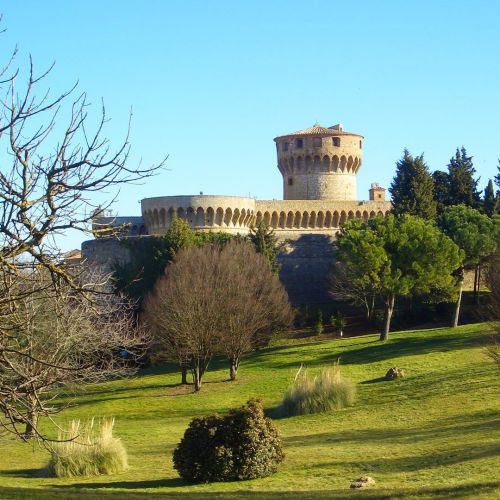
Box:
[277,234,336,305]
[141,195,255,235]
[255,199,391,234]
[81,238,132,273]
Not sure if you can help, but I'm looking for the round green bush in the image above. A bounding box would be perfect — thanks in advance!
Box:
[173,399,284,482]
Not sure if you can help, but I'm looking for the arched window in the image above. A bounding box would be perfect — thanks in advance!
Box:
[332,137,341,147]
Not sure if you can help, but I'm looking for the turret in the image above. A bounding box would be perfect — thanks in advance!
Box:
[274,123,363,201]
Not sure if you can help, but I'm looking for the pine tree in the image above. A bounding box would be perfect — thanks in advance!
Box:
[483,179,498,217]
[447,147,481,208]
[389,149,437,219]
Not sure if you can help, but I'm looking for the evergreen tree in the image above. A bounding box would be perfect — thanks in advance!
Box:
[447,147,481,208]
[389,149,437,219]
[336,215,462,340]
[495,161,500,196]
[438,206,498,326]
[483,179,498,217]
[248,221,281,274]
[432,170,451,215]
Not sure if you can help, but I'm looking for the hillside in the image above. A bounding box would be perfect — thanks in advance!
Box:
[1,324,499,499]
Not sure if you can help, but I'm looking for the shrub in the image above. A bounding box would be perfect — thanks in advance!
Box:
[173,399,284,482]
[281,365,356,416]
[46,418,128,478]
[314,310,324,336]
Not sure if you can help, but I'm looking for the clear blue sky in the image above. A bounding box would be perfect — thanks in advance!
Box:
[2,1,499,251]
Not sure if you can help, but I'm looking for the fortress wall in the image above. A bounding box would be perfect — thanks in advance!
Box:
[255,200,391,233]
[277,234,336,305]
[81,238,132,273]
[141,195,255,235]
[92,216,146,238]
[284,172,357,200]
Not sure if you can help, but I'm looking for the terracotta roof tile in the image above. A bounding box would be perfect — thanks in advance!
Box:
[274,123,362,141]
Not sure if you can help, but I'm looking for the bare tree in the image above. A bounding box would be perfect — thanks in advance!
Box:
[0,269,149,442]
[0,23,164,441]
[330,261,379,321]
[144,241,292,390]
[216,242,292,380]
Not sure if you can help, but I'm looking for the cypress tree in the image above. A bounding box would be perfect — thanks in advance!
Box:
[389,149,437,219]
[432,170,450,215]
[447,147,481,208]
[483,179,498,217]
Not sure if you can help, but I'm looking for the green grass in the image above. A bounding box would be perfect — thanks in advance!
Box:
[1,323,499,499]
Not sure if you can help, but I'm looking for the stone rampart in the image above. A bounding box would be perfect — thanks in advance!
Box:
[141,195,255,235]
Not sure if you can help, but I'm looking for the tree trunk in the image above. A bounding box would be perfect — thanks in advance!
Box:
[191,357,210,392]
[181,364,188,385]
[24,406,37,440]
[380,295,395,341]
[192,364,202,391]
[229,356,240,381]
[452,280,463,328]
[473,265,479,303]
[476,265,481,304]
[369,295,376,321]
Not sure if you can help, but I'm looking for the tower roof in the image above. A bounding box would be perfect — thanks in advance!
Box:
[274,122,363,141]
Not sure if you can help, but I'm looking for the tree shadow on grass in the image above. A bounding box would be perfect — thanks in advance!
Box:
[26,481,498,499]
[0,468,41,478]
[274,331,485,370]
[283,410,500,448]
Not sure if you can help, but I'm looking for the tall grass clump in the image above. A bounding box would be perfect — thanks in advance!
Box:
[46,418,128,477]
[281,365,356,416]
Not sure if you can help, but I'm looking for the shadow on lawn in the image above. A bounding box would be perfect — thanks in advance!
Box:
[274,331,485,370]
[283,408,500,448]
[10,481,493,499]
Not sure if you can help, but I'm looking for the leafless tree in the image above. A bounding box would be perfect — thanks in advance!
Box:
[330,262,379,321]
[0,269,149,442]
[215,242,292,380]
[144,241,292,390]
[0,22,164,441]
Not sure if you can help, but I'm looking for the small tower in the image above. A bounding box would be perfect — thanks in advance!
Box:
[369,182,386,201]
[273,123,363,200]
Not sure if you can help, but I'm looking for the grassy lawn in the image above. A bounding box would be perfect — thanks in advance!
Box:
[1,323,499,499]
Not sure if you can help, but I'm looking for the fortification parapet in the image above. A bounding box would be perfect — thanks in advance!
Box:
[141,195,255,235]
[92,216,146,239]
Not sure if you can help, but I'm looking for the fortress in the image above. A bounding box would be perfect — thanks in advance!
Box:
[83,123,391,303]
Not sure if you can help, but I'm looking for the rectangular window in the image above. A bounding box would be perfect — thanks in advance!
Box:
[332,137,341,147]
[296,138,303,148]
[283,142,289,152]
[288,177,293,186]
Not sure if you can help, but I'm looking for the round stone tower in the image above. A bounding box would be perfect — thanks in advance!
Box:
[274,123,363,200]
